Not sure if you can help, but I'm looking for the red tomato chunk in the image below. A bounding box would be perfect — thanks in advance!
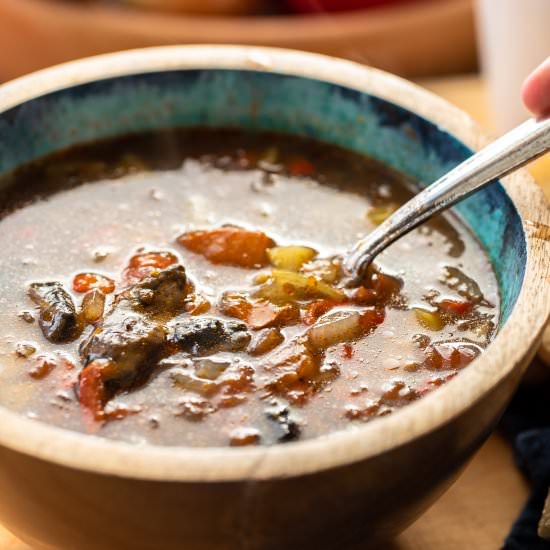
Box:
[73,273,115,294]
[178,227,275,268]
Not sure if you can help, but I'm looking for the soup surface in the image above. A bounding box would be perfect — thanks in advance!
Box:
[0,129,499,447]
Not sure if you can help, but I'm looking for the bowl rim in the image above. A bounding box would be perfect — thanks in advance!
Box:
[0,45,548,482]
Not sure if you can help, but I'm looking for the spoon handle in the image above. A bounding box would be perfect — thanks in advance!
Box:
[346,116,550,278]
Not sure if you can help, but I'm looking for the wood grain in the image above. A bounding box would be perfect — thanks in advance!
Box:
[0,435,527,549]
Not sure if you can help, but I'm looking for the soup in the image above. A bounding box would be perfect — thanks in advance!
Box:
[0,129,498,447]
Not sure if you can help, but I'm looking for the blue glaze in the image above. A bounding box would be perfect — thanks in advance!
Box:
[0,69,525,324]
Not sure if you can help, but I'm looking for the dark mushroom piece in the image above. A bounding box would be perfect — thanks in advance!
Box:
[28,282,81,343]
[79,312,167,395]
[78,264,189,420]
[119,264,188,317]
[168,317,251,356]
[265,400,301,442]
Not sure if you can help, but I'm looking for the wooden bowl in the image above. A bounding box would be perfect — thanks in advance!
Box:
[0,46,548,550]
[0,0,476,81]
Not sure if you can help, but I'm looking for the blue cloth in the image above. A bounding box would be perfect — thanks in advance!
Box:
[501,380,550,549]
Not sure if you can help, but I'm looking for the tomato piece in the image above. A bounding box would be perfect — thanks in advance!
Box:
[219,292,252,322]
[184,294,211,315]
[78,362,107,423]
[303,299,340,325]
[266,339,321,383]
[359,308,385,332]
[219,365,255,396]
[423,343,479,371]
[448,346,479,369]
[123,251,178,283]
[28,355,56,380]
[248,301,300,330]
[245,302,277,328]
[129,251,178,270]
[73,273,115,294]
[423,348,443,370]
[341,343,354,359]
[270,356,338,406]
[229,427,261,447]
[286,156,315,177]
[438,299,474,315]
[357,267,402,304]
[219,292,299,329]
[178,227,275,268]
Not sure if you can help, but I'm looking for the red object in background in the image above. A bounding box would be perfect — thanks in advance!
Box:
[287,0,407,13]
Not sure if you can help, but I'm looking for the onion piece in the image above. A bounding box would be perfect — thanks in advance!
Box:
[307,310,362,350]
[81,289,106,324]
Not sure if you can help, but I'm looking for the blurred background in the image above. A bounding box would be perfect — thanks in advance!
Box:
[2,1,548,196]
[0,0,478,80]
[1,0,548,133]
[0,1,549,549]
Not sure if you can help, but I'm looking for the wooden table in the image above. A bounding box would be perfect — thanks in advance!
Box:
[0,76,543,550]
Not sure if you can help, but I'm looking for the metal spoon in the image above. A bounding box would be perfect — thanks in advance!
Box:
[346,116,550,281]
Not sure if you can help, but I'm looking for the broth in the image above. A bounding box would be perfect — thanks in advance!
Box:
[0,129,499,447]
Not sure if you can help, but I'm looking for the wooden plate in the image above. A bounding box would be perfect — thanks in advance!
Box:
[0,0,476,81]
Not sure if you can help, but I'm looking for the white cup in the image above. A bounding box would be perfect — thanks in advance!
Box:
[475,0,550,133]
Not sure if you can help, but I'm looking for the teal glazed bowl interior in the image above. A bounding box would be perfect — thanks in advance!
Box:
[0,64,524,320]
[0,46,548,550]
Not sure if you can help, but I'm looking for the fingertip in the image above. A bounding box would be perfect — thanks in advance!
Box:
[521,57,550,117]
[521,74,536,113]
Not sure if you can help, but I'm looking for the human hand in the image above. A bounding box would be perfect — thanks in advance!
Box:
[522,57,550,118]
